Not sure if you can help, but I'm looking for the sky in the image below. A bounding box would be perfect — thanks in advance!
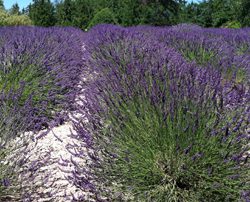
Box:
[4,0,31,10]
[4,0,199,10]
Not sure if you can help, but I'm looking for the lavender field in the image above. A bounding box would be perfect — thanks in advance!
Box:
[0,24,249,201]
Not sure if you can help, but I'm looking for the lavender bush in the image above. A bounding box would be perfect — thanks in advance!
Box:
[0,26,85,200]
[70,25,250,201]
[0,86,34,201]
[154,25,250,84]
[129,24,249,85]
[1,24,249,201]
[0,26,84,130]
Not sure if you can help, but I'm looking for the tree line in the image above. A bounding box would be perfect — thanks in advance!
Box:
[0,0,250,28]
[26,0,184,29]
[180,0,250,28]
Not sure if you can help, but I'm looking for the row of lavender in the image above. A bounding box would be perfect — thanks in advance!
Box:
[0,24,249,201]
[0,26,85,200]
[69,24,250,201]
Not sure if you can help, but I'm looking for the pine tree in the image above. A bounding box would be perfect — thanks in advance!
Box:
[55,0,74,26]
[87,7,117,29]
[29,0,56,26]
[10,3,20,15]
[0,0,4,8]
[240,0,250,26]
[72,0,95,29]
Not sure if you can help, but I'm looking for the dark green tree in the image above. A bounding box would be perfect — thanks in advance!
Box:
[87,7,117,29]
[29,0,56,26]
[71,0,95,29]
[55,0,74,26]
[55,0,63,24]
[210,0,239,27]
[21,7,29,15]
[0,0,4,9]
[179,0,241,28]
[10,3,20,15]
[98,0,181,26]
[105,0,138,26]
[239,0,250,27]
[197,0,213,27]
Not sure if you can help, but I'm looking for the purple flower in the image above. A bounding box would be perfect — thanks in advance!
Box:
[2,178,10,187]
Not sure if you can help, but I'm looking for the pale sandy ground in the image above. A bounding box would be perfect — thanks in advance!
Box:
[5,120,89,202]
[9,101,92,202]
[19,87,90,201]
[24,123,86,201]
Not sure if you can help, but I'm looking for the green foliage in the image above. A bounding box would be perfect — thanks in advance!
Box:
[222,21,241,28]
[71,0,95,29]
[55,0,74,26]
[0,8,32,26]
[16,0,250,28]
[0,9,8,26]
[87,8,117,29]
[4,15,33,26]
[104,0,180,26]
[29,0,56,27]
[55,0,96,29]
[0,0,3,9]
[99,0,138,26]
[181,46,215,66]
[51,0,182,29]
[137,2,173,25]
[9,3,20,15]
[239,0,250,27]
[179,0,244,28]
[210,0,236,27]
